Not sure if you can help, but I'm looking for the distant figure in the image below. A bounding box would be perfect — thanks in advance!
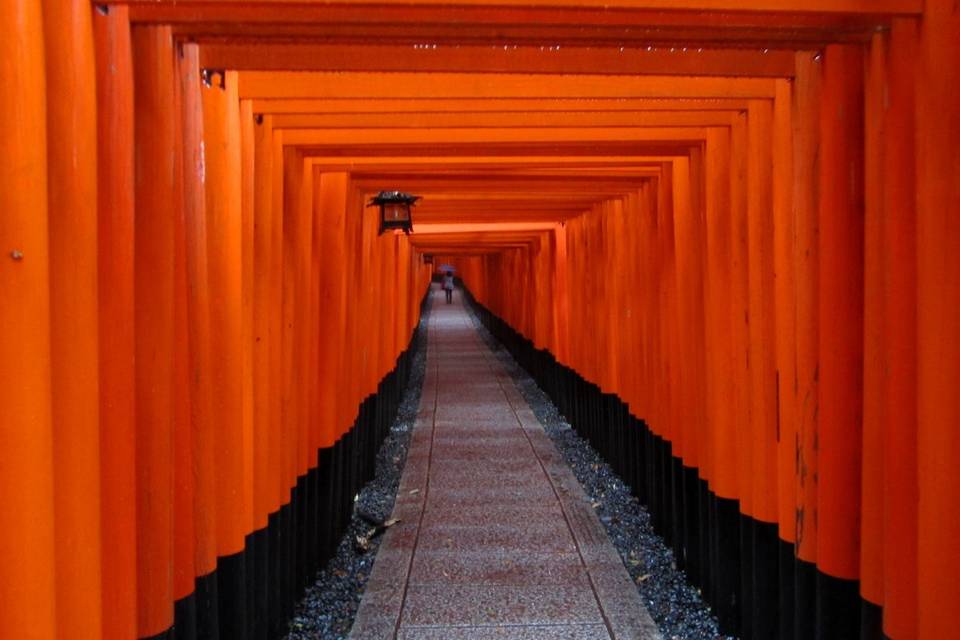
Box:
[442,270,454,304]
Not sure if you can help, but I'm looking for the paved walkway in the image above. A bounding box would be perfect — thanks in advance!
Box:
[350,289,661,640]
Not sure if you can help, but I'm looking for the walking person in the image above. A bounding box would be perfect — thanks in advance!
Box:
[442,270,454,304]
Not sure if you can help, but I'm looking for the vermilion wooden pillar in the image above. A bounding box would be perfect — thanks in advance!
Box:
[673,153,708,589]
[771,77,798,640]
[729,108,753,531]
[746,98,778,531]
[277,148,302,621]
[614,199,636,407]
[203,67,249,637]
[92,5,138,639]
[670,158,694,479]
[240,99,257,542]
[131,24,178,638]
[916,2,960,637]
[251,111,275,640]
[269,130,286,532]
[280,148,307,483]
[252,114,275,528]
[0,1,57,637]
[179,42,220,637]
[880,18,919,640]
[704,135,730,484]
[792,50,822,640]
[704,126,740,635]
[42,1,103,636]
[816,43,865,639]
[171,64,198,635]
[296,164,315,480]
[861,28,887,636]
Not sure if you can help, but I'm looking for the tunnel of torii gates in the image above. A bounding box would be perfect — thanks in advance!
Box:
[1,0,958,639]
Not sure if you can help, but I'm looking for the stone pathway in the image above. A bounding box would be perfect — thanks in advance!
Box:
[350,289,661,640]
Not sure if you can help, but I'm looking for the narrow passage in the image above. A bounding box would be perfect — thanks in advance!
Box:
[351,288,661,639]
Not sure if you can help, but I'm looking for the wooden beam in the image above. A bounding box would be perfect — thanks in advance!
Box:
[237,71,778,99]
[117,0,921,22]
[201,43,796,77]
[252,97,756,114]
[271,110,740,129]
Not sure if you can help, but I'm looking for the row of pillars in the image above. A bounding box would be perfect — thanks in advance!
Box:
[1,3,430,639]
[449,13,960,638]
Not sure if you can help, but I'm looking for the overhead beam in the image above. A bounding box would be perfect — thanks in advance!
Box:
[237,71,778,99]
[169,21,879,46]
[271,110,740,129]
[281,126,713,146]
[118,0,921,22]
[414,223,560,233]
[306,155,674,168]
[201,43,796,77]
[251,98,756,114]
[351,176,657,191]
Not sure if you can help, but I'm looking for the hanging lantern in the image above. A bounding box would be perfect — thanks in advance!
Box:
[367,190,420,235]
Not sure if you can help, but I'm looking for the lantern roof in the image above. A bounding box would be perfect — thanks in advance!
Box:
[368,191,421,206]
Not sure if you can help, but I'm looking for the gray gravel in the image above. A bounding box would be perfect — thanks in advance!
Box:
[284,304,430,640]
[466,307,732,640]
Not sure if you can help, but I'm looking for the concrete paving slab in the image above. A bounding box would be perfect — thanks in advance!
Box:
[408,549,589,587]
[399,584,603,627]
[397,623,612,640]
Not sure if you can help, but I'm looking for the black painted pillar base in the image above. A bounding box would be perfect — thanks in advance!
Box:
[816,571,861,640]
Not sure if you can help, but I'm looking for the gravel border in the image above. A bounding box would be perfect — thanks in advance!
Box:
[285,304,431,640]
[465,305,732,640]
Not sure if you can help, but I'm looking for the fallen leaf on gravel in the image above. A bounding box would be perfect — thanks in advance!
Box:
[383,518,401,528]
[591,501,601,508]
[354,535,371,553]
[333,569,347,578]
[637,573,652,583]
